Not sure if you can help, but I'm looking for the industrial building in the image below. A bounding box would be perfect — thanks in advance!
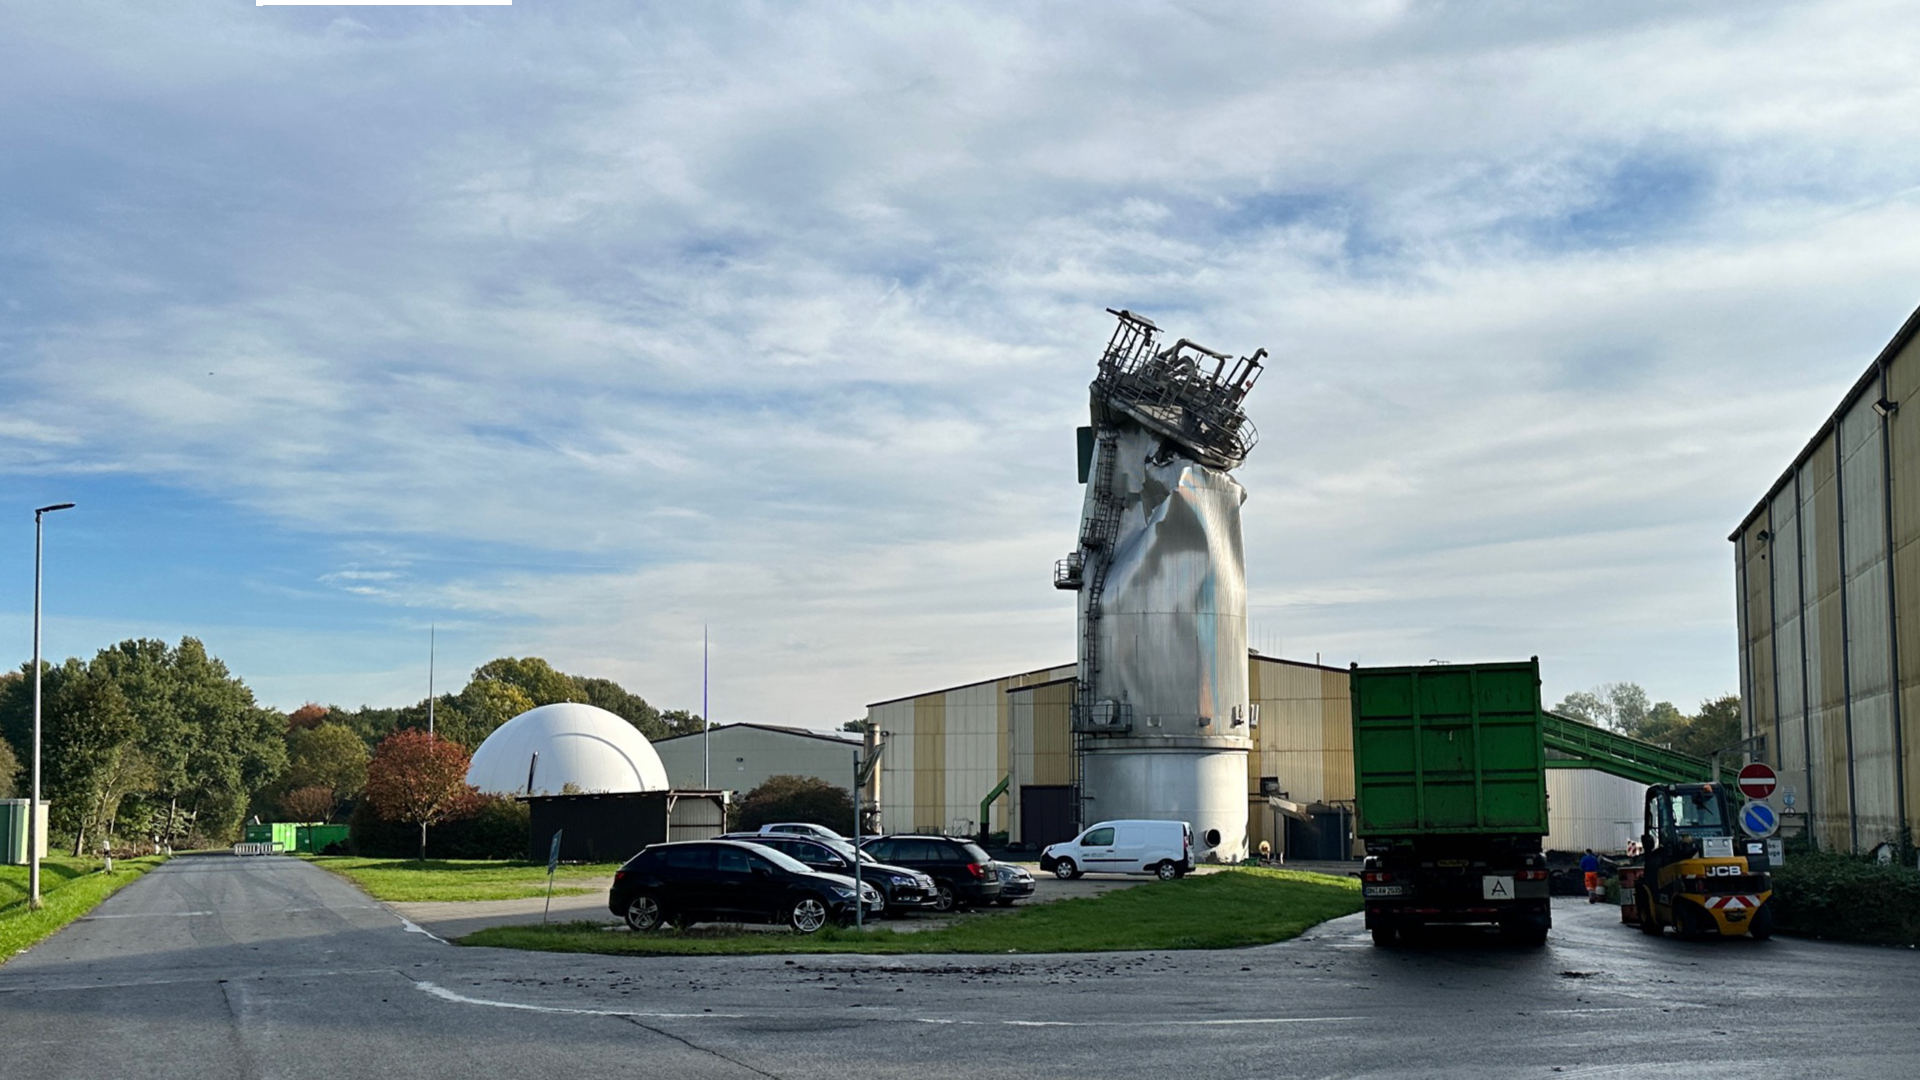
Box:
[865,655,1645,856]
[1733,300,1920,854]
[653,722,861,796]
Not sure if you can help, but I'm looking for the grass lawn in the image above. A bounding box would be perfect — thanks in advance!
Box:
[0,854,166,962]
[303,856,625,902]
[459,867,1361,956]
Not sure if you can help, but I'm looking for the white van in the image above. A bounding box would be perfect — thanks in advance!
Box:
[1039,820,1194,880]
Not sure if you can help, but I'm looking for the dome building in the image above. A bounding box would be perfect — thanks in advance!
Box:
[466,702,670,797]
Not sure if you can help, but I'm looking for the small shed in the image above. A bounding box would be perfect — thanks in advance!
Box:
[522,790,727,863]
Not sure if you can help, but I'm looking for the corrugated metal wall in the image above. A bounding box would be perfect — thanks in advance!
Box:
[1544,770,1647,853]
[1736,304,1920,853]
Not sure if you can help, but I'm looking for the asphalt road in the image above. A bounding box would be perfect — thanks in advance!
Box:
[3,854,1916,1079]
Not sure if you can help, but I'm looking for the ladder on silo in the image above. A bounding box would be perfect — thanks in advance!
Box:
[1071,425,1123,826]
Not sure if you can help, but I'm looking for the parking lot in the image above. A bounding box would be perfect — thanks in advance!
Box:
[389,861,1296,939]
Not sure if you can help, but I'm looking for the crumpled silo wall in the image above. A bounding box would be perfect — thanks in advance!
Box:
[1084,425,1249,724]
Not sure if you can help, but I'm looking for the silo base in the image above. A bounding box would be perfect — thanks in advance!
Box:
[1080,740,1249,863]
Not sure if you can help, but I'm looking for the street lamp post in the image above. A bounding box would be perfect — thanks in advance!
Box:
[29,502,74,911]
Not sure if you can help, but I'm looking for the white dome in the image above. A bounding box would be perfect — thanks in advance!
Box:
[467,702,670,796]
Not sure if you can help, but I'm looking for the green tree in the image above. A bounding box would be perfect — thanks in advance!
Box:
[438,680,535,750]
[575,676,665,740]
[0,732,18,798]
[469,657,576,706]
[284,722,371,820]
[734,774,854,833]
[661,709,706,737]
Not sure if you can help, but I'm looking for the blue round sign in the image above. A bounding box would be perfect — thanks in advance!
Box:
[1740,801,1779,839]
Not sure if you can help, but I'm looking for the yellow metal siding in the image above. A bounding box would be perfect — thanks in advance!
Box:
[912,696,946,833]
[1807,434,1854,850]
[1889,338,1920,839]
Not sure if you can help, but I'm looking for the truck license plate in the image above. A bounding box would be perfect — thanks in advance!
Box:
[1482,875,1516,900]
[1363,885,1404,898]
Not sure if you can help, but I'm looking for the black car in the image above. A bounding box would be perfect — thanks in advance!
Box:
[858,835,1003,912]
[718,833,939,914]
[609,840,882,934]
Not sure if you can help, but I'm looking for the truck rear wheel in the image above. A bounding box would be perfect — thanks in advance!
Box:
[1370,925,1396,946]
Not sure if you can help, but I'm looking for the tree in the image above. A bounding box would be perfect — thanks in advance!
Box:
[287,703,330,731]
[841,719,870,734]
[284,722,370,820]
[280,785,336,823]
[1551,682,1651,732]
[469,657,576,707]
[363,730,480,860]
[575,677,665,740]
[0,735,18,799]
[734,775,855,833]
[661,709,706,737]
[438,680,534,750]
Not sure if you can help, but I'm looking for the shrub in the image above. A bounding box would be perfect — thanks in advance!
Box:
[734,775,855,833]
[1770,851,1920,946]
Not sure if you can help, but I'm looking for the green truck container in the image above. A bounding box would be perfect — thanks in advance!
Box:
[295,824,350,854]
[1351,659,1549,836]
[242,822,302,852]
[1351,658,1553,947]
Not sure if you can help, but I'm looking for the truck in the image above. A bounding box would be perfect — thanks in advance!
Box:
[1351,659,1553,946]
[1627,781,1774,939]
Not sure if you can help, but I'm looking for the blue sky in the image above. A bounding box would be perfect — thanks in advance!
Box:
[4,1,1920,726]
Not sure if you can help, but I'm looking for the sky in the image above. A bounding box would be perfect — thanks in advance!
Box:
[3,1,1919,728]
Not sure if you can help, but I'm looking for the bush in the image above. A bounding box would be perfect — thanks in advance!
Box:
[348,794,529,860]
[735,775,855,833]
[1770,851,1920,946]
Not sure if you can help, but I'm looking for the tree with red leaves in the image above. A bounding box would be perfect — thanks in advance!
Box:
[286,703,330,731]
[363,730,478,861]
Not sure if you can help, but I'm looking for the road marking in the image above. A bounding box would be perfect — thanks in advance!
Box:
[81,911,215,919]
[415,981,744,1019]
[415,982,1359,1030]
[397,916,447,944]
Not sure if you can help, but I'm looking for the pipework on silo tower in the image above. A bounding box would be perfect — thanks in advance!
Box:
[1054,309,1266,862]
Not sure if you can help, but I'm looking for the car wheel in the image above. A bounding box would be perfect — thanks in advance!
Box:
[1636,888,1662,936]
[1154,860,1178,881]
[1053,858,1079,880]
[789,896,830,934]
[932,882,958,913]
[993,898,1013,907]
[624,892,666,932]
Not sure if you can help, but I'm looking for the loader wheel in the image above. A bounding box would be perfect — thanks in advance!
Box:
[1636,888,1662,936]
[1747,903,1774,942]
[1675,900,1714,940]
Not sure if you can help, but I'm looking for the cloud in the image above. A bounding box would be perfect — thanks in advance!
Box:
[4,1,1918,719]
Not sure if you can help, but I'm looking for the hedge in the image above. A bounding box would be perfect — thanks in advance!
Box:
[1770,851,1920,947]
[347,795,530,860]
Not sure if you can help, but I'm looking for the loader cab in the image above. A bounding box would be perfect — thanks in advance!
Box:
[1642,784,1730,860]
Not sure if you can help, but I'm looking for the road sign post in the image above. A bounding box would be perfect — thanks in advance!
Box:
[543,829,563,924]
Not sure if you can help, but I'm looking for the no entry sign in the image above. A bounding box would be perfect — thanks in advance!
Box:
[1737,762,1778,801]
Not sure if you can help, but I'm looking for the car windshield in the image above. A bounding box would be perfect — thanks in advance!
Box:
[732,842,816,875]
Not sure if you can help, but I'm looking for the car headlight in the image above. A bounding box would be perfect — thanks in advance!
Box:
[889,874,912,886]
[830,885,855,899]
